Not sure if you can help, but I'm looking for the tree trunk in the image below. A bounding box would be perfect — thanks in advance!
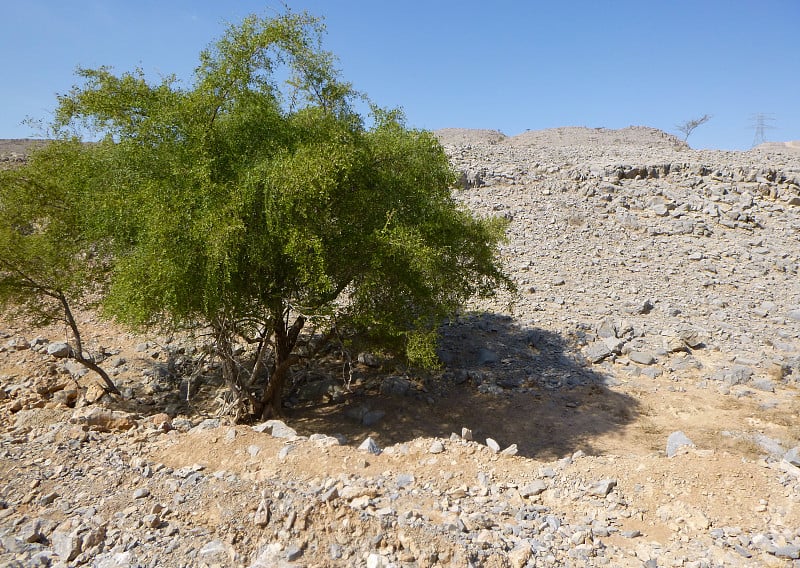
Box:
[259,307,305,419]
[213,318,258,421]
[59,293,121,396]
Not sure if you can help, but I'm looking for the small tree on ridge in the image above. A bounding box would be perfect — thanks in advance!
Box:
[676,114,712,143]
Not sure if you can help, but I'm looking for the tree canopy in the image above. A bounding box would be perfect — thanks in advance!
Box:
[0,11,511,419]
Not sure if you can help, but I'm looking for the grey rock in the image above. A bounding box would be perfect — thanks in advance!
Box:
[367,553,390,568]
[625,299,654,315]
[93,551,137,568]
[358,437,381,455]
[278,444,295,459]
[193,418,220,430]
[429,440,444,454]
[667,431,695,457]
[250,543,291,568]
[329,543,343,560]
[641,367,663,379]
[477,348,499,365]
[380,376,412,396]
[461,427,473,441]
[199,540,231,564]
[285,545,303,561]
[63,359,89,378]
[785,447,800,467]
[584,341,613,363]
[520,480,547,497]
[39,491,58,505]
[252,496,270,528]
[589,478,617,496]
[46,342,72,358]
[602,335,626,353]
[773,545,800,559]
[52,525,82,562]
[596,318,618,339]
[357,352,381,367]
[0,536,27,554]
[677,329,704,349]
[263,420,298,439]
[732,544,752,558]
[751,378,775,392]
[485,438,501,453]
[753,434,784,456]
[361,410,385,427]
[133,487,150,499]
[712,365,754,385]
[786,309,800,322]
[18,518,44,543]
[629,350,656,365]
[396,474,415,489]
[28,550,55,566]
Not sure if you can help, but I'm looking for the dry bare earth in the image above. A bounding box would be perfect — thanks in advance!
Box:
[1,128,800,567]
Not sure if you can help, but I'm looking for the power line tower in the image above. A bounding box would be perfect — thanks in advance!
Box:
[749,113,776,147]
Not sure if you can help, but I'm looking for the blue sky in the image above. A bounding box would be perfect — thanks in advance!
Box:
[2,1,797,150]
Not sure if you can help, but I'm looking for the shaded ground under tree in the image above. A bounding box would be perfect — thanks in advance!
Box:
[286,312,640,459]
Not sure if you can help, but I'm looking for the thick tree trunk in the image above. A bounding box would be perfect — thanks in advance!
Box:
[259,307,305,419]
[259,355,297,419]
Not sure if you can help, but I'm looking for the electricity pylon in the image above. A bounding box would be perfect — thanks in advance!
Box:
[750,113,776,147]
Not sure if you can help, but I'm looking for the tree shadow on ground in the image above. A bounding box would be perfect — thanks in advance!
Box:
[289,312,639,460]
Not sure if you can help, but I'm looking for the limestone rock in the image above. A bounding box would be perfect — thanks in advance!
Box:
[46,342,72,358]
[358,437,381,455]
[667,431,694,457]
[70,407,136,431]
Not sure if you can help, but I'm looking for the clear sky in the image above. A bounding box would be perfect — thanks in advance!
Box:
[2,1,798,150]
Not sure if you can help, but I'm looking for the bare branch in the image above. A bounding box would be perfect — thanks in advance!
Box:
[676,114,712,143]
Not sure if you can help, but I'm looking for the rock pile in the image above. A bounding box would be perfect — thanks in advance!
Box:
[437,126,800,399]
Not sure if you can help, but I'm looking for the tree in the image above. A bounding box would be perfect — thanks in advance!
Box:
[1,11,511,420]
[0,141,121,395]
[676,114,712,143]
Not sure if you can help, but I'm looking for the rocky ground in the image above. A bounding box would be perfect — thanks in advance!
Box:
[1,128,800,567]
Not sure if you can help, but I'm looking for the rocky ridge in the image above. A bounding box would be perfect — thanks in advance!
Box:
[1,127,800,567]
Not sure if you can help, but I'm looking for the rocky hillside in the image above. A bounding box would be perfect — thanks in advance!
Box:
[1,127,800,567]
[0,139,46,169]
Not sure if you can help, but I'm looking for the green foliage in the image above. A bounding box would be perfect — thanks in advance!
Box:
[1,10,512,419]
[0,139,102,321]
[0,140,122,394]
